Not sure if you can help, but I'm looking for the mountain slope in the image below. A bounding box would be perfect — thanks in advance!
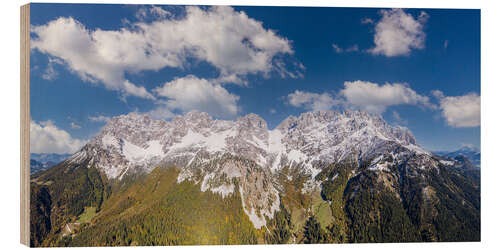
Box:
[30,110,480,246]
[67,166,260,246]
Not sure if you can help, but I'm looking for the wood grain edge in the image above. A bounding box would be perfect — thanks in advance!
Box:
[20,3,30,247]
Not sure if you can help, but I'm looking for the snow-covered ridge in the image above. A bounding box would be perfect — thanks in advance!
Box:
[69,109,428,179]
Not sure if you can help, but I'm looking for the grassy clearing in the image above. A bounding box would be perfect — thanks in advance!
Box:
[31,179,53,186]
[76,207,96,224]
[311,192,333,230]
[314,202,333,230]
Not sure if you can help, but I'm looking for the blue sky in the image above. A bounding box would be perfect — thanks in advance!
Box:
[29,4,480,154]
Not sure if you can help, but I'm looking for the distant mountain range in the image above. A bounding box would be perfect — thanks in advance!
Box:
[30,110,480,246]
[434,145,480,167]
[30,153,71,174]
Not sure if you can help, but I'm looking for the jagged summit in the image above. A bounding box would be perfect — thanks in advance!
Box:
[70,109,426,181]
[237,113,268,130]
[277,109,416,145]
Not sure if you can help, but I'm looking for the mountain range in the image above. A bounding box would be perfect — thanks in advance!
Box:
[434,145,480,167]
[30,110,480,246]
[30,153,71,174]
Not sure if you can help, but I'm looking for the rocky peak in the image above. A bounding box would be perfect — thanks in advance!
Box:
[237,113,268,130]
[170,110,214,133]
[234,113,269,144]
[182,110,213,127]
[299,110,339,122]
[91,112,169,149]
[102,112,169,134]
[390,126,417,145]
[109,112,152,127]
[275,115,298,132]
[276,110,416,146]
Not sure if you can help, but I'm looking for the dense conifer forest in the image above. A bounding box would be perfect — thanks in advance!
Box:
[30,157,480,247]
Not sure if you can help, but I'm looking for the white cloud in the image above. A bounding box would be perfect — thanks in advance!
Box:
[369,9,428,57]
[30,120,86,154]
[136,5,171,21]
[392,111,408,125]
[274,60,305,79]
[287,90,339,111]
[435,92,480,128]
[31,17,155,99]
[332,44,359,53]
[431,89,445,99]
[41,57,64,81]
[89,115,111,123]
[345,45,359,52]
[269,108,277,114]
[392,110,402,121]
[70,122,81,129]
[42,64,57,81]
[31,6,299,100]
[332,44,343,53]
[341,80,432,113]
[153,75,240,119]
[361,18,374,24]
[459,143,479,151]
[148,105,175,120]
[287,80,433,114]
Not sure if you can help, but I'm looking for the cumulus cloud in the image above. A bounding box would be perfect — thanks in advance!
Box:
[369,9,428,57]
[30,120,86,154]
[287,90,339,111]
[153,75,240,119]
[31,18,155,99]
[341,80,432,113]
[89,115,111,123]
[287,80,432,114]
[31,6,299,100]
[434,92,480,128]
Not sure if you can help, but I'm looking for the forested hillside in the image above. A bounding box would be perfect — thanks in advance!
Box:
[30,159,480,246]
